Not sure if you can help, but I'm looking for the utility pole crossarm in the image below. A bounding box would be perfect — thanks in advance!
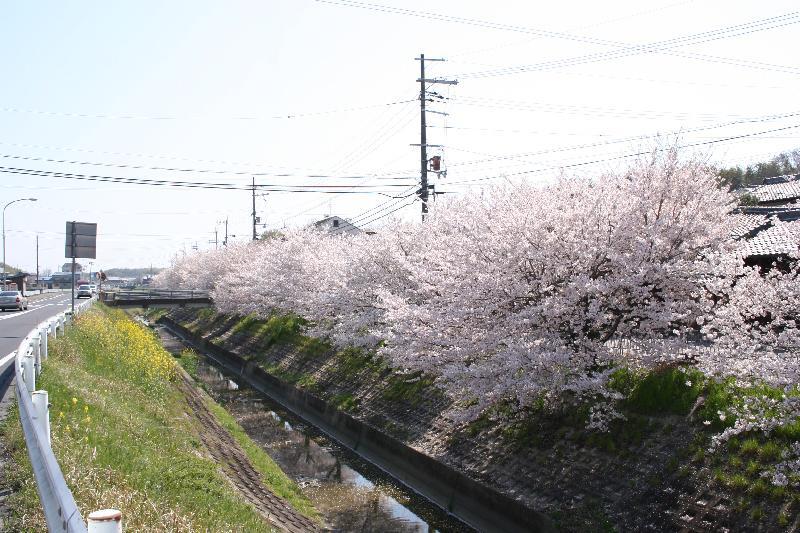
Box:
[416,78,458,85]
[416,53,457,223]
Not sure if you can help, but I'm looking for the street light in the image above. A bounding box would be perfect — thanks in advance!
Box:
[2,198,38,287]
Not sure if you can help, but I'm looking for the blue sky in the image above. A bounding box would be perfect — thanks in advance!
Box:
[1,0,798,273]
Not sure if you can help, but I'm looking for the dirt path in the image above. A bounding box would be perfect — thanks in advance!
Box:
[160,329,321,533]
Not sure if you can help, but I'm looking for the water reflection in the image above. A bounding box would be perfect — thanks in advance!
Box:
[194,362,468,532]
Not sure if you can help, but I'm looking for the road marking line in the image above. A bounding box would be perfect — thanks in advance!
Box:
[0,351,15,369]
[0,309,37,321]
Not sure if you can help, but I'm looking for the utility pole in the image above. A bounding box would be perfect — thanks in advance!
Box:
[414,54,456,222]
[252,177,258,241]
[35,234,39,290]
[223,218,229,246]
[209,226,218,249]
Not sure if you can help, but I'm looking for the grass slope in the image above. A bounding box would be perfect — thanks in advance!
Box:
[0,305,317,531]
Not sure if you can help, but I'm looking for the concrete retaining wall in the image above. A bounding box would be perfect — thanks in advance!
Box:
[159,316,553,533]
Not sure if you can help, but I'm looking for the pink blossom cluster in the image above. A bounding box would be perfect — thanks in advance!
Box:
[154,150,799,436]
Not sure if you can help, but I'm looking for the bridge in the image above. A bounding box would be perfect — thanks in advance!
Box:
[99,288,211,308]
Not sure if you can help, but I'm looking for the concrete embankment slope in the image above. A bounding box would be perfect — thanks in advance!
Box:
[161,307,724,532]
[160,313,549,533]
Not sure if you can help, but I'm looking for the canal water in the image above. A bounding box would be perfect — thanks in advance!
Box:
[176,335,471,532]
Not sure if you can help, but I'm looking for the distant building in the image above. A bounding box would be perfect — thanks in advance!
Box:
[740,173,800,207]
[310,216,362,235]
[1,272,29,294]
[104,276,134,288]
[49,271,81,288]
[62,262,84,273]
[731,174,800,269]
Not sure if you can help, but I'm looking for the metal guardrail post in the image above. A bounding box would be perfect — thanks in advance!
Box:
[33,332,42,376]
[31,390,51,445]
[21,353,35,393]
[41,326,48,361]
[15,305,93,532]
[87,509,122,533]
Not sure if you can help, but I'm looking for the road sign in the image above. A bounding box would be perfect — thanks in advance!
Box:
[65,221,97,259]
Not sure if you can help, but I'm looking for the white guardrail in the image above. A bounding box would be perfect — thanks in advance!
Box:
[12,298,123,533]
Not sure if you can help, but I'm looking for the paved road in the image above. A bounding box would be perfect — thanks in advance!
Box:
[0,291,82,383]
[0,292,77,358]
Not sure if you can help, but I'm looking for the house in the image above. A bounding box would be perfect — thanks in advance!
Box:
[61,262,84,273]
[310,216,362,235]
[731,174,800,269]
[49,271,82,289]
[740,173,800,207]
[1,272,29,293]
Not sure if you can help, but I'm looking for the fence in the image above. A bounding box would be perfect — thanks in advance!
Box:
[99,288,210,306]
[12,299,122,532]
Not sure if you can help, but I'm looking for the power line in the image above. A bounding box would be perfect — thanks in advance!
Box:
[314,1,800,76]
[329,195,420,234]
[0,165,416,193]
[444,110,800,168]
[447,95,790,122]
[445,123,800,186]
[0,98,416,121]
[0,153,416,181]
[0,139,415,177]
[322,186,419,234]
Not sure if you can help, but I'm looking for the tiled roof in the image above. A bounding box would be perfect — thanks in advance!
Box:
[762,174,799,185]
[729,213,768,239]
[729,204,800,257]
[738,220,800,257]
[750,178,800,203]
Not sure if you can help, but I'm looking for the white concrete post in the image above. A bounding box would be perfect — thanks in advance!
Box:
[50,320,56,338]
[33,334,41,376]
[21,354,35,393]
[31,390,50,445]
[87,509,122,533]
[40,327,48,361]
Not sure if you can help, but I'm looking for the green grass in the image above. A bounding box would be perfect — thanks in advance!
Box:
[176,348,200,380]
[610,365,704,415]
[142,307,169,321]
[330,392,359,412]
[0,305,316,531]
[203,400,319,519]
[382,371,436,405]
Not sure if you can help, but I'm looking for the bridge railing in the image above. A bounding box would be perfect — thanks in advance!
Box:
[99,288,210,303]
[13,299,122,532]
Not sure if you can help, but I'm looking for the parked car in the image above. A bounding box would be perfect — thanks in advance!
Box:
[76,285,93,299]
[0,290,29,311]
[89,284,98,294]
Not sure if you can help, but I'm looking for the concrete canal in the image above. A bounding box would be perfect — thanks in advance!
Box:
[155,324,472,532]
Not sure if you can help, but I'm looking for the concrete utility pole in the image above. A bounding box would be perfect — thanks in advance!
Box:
[414,54,456,222]
[209,226,218,249]
[252,177,258,241]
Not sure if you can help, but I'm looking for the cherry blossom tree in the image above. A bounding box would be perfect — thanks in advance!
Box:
[155,148,798,435]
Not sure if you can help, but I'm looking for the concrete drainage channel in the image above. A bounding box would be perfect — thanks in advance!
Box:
[158,316,553,533]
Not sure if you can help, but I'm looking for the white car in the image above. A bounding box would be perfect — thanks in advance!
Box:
[0,290,29,311]
[76,285,93,299]
[89,284,98,294]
